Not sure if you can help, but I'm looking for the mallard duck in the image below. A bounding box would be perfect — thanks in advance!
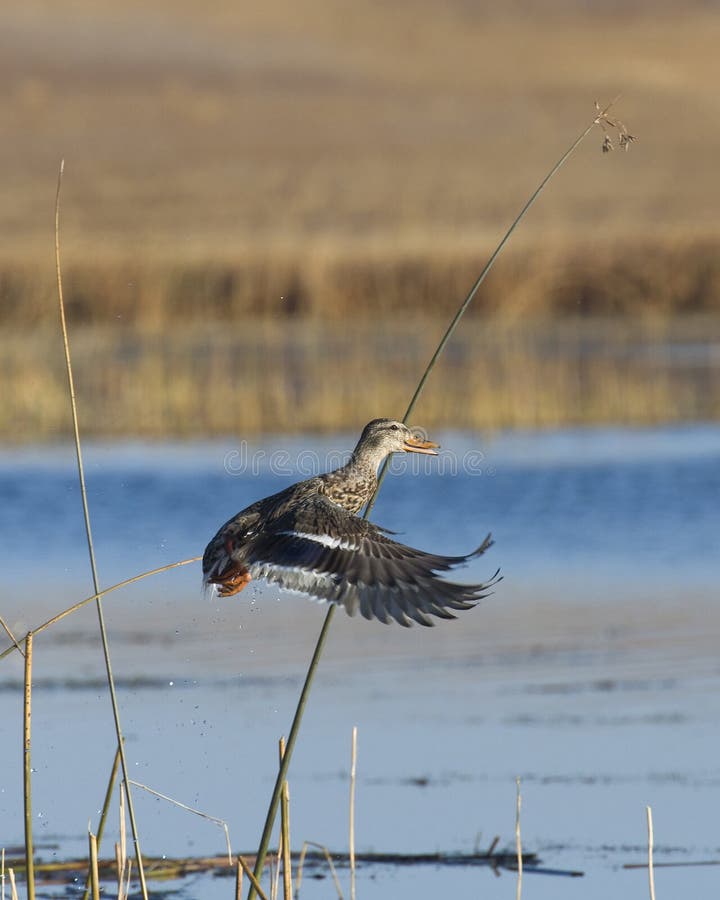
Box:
[203,418,499,626]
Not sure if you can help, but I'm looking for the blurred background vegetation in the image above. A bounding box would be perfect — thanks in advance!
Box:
[2,0,719,439]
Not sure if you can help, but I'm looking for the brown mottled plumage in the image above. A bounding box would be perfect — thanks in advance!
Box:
[203,418,499,626]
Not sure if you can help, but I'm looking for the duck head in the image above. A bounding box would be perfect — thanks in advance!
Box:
[352,418,439,469]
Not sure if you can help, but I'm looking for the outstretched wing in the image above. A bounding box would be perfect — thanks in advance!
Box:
[244,496,499,626]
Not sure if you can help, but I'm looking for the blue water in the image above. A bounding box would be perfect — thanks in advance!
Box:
[1,426,719,899]
[2,424,719,592]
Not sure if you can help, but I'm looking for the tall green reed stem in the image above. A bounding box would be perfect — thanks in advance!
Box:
[249,606,336,892]
[247,103,614,899]
[249,104,617,896]
[54,162,149,900]
[367,99,619,514]
[80,747,122,900]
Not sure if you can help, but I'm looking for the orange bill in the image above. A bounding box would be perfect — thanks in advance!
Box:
[403,434,440,455]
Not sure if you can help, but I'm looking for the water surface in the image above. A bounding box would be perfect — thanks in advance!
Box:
[1,426,719,898]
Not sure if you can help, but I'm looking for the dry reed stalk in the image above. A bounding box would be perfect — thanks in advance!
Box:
[515,777,522,900]
[294,843,308,897]
[114,845,123,898]
[238,857,269,900]
[54,162,148,900]
[120,782,127,878]
[297,843,343,899]
[117,780,128,899]
[122,860,132,900]
[115,798,132,900]
[349,726,357,900]
[269,858,278,900]
[7,869,17,900]
[0,557,201,662]
[2,846,5,900]
[23,632,35,900]
[647,806,656,900]
[248,101,625,900]
[88,831,100,900]
[235,858,243,900]
[0,617,23,659]
[128,780,233,863]
[278,738,292,900]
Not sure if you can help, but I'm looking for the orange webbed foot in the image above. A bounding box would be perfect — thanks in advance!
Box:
[213,565,252,597]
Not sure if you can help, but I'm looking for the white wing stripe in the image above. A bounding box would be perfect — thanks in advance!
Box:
[276,530,361,551]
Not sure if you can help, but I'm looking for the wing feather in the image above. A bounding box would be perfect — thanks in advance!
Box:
[243,496,499,625]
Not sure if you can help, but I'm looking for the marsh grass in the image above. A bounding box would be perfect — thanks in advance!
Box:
[4,315,720,441]
[2,237,719,329]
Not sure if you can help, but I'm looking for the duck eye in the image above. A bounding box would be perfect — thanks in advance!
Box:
[390,424,400,431]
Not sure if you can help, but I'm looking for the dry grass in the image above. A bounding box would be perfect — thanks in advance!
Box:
[2,0,719,439]
[4,316,719,440]
[2,237,720,328]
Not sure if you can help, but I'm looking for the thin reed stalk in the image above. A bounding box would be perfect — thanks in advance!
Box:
[119,781,127,897]
[128,780,232,863]
[367,98,621,516]
[515,777,523,900]
[2,846,5,900]
[88,832,100,900]
[270,857,278,900]
[0,616,23,659]
[278,739,292,900]
[235,858,243,900]
[647,806,656,900]
[249,605,336,893]
[121,860,132,900]
[23,632,35,900]
[238,856,269,900]
[7,869,17,900]
[54,161,148,899]
[81,746,121,900]
[247,102,616,900]
[0,557,201,662]
[115,784,133,900]
[296,843,343,899]
[349,726,357,900]
[294,844,308,897]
